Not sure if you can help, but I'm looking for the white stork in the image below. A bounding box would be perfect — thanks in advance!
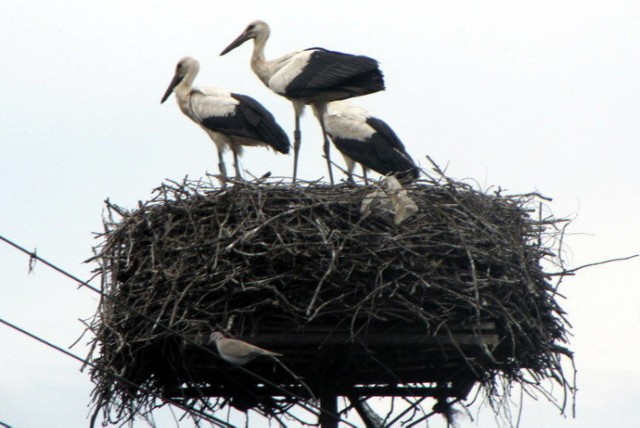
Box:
[324,101,420,184]
[160,56,290,180]
[220,20,385,185]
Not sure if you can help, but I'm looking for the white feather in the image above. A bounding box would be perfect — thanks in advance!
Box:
[268,50,313,94]
[325,100,375,141]
[189,87,238,121]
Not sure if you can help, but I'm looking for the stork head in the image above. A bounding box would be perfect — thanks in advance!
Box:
[220,20,270,55]
[161,56,199,103]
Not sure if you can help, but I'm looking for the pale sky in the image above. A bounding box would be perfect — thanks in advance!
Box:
[1,1,639,426]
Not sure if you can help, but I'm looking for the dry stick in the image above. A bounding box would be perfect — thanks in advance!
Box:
[384,397,428,427]
[0,235,355,427]
[96,175,573,423]
[402,409,438,427]
[404,397,463,428]
[548,254,639,276]
[224,202,327,252]
[347,395,384,428]
[352,334,430,402]
[270,356,317,401]
[307,211,370,318]
[0,317,233,428]
[306,240,338,316]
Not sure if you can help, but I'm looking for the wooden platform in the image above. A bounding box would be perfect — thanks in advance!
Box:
[166,322,499,403]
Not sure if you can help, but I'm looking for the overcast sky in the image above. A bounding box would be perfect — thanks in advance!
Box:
[1,1,639,427]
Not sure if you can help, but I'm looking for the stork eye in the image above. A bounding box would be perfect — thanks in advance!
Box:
[247,24,255,31]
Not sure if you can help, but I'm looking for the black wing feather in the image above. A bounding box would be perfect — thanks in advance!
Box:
[199,93,290,154]
[365,118,407,152]
[330,118,419,182]
[285,48,385,99]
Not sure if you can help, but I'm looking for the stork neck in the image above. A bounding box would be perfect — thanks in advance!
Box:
[174,78,192,98]
[180,68,197,90]
[174,65,199,109]
[250,35,271,86]
[173,80,193,115]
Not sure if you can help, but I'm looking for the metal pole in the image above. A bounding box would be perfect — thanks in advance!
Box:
[319,390,339,428]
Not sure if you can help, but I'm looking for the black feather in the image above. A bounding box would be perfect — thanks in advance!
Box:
[284,48,385,99]
[199,93,290,154]
[330,117,419,183]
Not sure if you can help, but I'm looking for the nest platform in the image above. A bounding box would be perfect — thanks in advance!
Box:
[87,173,573,426]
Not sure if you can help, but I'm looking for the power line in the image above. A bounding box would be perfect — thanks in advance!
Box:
[0,233,355,427]
[0,316,233,428]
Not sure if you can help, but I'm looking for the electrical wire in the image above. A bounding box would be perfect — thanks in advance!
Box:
[0,234,356,427]
[0,316,233,428]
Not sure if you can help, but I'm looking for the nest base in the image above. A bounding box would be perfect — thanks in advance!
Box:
[88,175,574,425]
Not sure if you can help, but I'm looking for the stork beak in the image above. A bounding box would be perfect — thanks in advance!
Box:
[160,72,182,104]
[220,31,250,56]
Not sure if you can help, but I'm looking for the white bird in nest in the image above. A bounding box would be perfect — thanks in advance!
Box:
[161,56,290,181]
[324,101,420,184]
[220,20,385,185]
[210,332,282,365]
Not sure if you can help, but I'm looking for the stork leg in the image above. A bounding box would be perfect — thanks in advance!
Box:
[217,150,228,185]
[292,102,305,184]
[362,167,369,185]
[345,158,356,186]
[292,115,301,183]
[232,149,242,180]
[347,173,355,186]
[319,121,334,185]
[312,103,334,185]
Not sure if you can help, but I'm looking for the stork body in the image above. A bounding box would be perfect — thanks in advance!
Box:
[161,57,290,180]
[220,20,385,184]
[210,332,282,365]
[324,101,419,183]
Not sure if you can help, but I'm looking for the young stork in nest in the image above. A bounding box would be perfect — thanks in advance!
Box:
[220,20,385,185]
[324,101,420,184]
[161,57,290,181]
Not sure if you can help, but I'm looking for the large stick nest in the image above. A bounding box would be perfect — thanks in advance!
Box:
[87,170,574,426]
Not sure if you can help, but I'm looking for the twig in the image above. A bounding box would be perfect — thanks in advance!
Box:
[347,396,383,428]
[548,254,638,276]
[85,171,576,426]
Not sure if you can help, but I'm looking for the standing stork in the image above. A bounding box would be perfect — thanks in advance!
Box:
[161,56,290,181]
[324,101,420,184]
[220,20,385,185]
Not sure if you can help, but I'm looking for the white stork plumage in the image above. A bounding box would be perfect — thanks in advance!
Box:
[324,101,420,184]
[160,56,290,180]
[220,20,385,185]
